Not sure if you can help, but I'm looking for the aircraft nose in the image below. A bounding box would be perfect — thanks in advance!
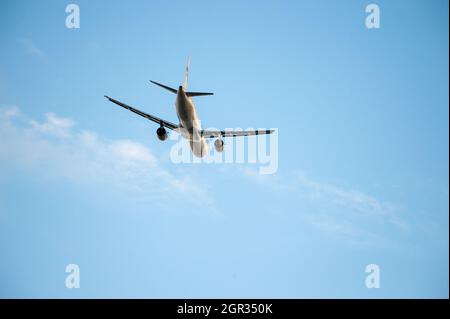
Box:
[178,85,183,91]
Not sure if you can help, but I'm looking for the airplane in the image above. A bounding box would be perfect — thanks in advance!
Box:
[104,58,274,158]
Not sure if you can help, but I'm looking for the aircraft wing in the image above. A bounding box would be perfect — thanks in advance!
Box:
[201,129,275,138]
[104,95,179,130]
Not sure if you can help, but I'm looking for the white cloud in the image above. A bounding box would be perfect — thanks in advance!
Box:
[2,106,20,118]
[240,166,410,243]
[300,213,389,247]
[17,38,46,59]
[30,112,75,138]
[295,172,404,222]
[294,172,411,238]
[0,107,216,212]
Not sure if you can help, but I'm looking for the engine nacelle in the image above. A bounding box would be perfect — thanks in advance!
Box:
[156,127,168,141]
[214,139,224,152]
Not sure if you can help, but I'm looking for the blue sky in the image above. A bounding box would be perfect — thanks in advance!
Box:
[0,0,448,298]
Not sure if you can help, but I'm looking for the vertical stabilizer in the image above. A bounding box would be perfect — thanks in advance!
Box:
[183,56,191,90]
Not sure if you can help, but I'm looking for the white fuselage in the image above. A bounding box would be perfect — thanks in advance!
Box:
[175,86,208,157]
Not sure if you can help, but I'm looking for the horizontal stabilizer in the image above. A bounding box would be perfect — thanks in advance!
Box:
[186,91,214,97]
[150,80,177,94]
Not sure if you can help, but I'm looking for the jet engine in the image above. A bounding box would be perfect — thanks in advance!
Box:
[156,127,168,141]
[214,139,224,152]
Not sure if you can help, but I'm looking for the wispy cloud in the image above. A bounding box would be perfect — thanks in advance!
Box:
[0,107,216,212]
[300,213,385,244]
[295,172,408,229]
[30,112,75,138]
[17,38,46,59]
[241,167,410,245]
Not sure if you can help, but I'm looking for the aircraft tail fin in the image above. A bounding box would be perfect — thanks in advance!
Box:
[149,80,177,94]
[150,58,213,97]
[183,56,191,90]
